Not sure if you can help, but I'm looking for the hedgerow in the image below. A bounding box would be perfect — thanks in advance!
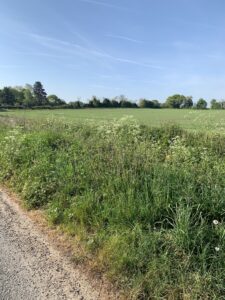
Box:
[0,118,224,299]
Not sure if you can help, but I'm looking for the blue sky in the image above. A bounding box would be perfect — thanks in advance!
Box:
[1,0,225,102]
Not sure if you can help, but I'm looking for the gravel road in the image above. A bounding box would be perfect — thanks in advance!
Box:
[0,190,109,300]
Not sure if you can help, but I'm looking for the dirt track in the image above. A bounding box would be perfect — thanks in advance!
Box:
[0,190,111,300]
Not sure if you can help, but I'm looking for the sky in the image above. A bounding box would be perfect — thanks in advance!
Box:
[1,0,225,102]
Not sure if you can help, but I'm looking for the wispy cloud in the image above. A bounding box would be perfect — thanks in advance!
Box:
[62,23,114,60]
[106,34,143,44]
[27,32,161,69]
[114,57,162,69]
[29,33,106,57]
[78,0,123,9]
[29,33,84,51]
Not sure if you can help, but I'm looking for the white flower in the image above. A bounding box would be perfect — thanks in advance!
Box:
[213,220,219,225]
[215,247,220,252]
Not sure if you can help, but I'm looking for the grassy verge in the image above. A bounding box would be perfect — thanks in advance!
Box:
[0,117,224,299]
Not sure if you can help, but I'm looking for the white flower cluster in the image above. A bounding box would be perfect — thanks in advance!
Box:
[97,116,142,144]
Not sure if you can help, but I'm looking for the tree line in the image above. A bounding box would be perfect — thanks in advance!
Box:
[0,81,224,110]
[0,82,65,108]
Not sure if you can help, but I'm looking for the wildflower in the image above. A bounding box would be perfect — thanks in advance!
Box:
[215,247,220,252]
[213,220,219,225]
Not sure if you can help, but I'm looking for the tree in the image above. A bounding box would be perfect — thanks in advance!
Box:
[116,95,134,108]
[88,96,101,108]
[211,99,222,109]
[68,101,83,108]
[0,87,16,105]
[139,99,149,108]
[12,87,25,106]
[93,96,101,107]
[139,99,161,108]
[152,100,161,108]
[196,98,207,109]
[120,99,133,108]
[0,89,2,103]
[102,98,111,108]
[47,94,65,106]
[181,96,193,108]
[111,98,120,108]
[33,81,47,106]
[23,89,35,107]
[165,94,187,108]
[221,100,225,109]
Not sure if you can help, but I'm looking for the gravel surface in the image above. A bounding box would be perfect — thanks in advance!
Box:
[0,190,107,300]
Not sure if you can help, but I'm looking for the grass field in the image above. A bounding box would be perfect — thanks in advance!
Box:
[1,108,225,132]
[0,115,224,299]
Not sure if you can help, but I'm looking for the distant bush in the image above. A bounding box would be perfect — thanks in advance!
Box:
[0,118,224,299]
[196,98,208,109]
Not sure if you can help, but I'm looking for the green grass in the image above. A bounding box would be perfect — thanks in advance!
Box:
[0,117,224,299]
[2,108,225,132]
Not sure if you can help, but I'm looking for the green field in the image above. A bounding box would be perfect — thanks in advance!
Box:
[2,108,225,132]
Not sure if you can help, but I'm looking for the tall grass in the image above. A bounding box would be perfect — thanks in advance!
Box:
[0,117,224,299]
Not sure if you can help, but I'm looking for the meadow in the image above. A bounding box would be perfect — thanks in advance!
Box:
[0,112,224,299]
[2,108,225,132]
